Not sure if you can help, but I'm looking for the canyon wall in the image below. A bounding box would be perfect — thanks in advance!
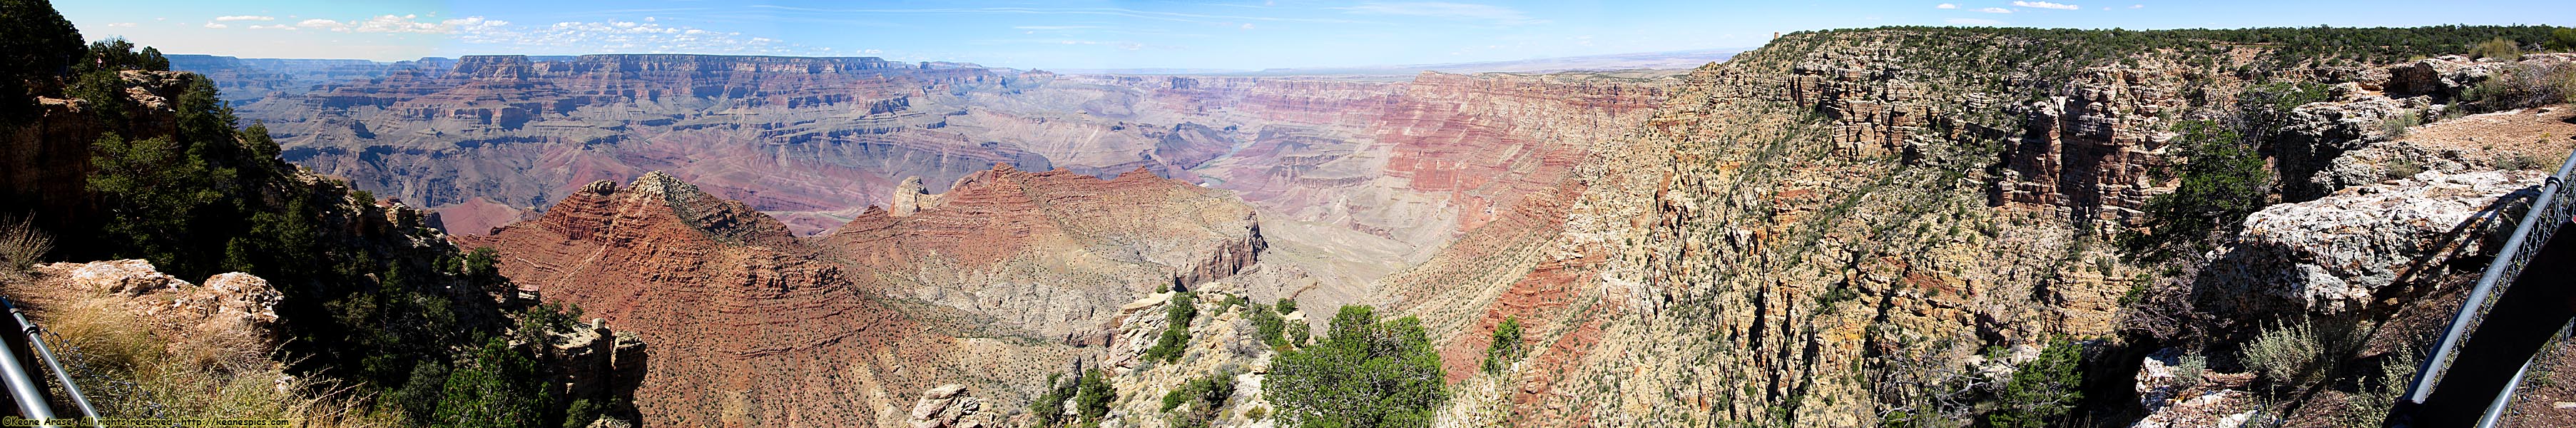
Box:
[1388,29,2570,427]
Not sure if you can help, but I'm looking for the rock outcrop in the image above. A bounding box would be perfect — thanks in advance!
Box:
[2213,170,2542,314]
[905,384,987,428]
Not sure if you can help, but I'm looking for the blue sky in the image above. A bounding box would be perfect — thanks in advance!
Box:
[56,1,2576,71]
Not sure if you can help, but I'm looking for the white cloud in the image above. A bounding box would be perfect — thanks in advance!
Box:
[1240,23,1255,29]
[214,15,273,21]
[1936,3,1958,9]
[1976,7,2012,13]
[2131,4,2145,8]
[1947,18,2007,25]
[106,22,138,27]
[203,23,228,29]
[247,24,297,31]
[1338,2,1546,25]
[2012,1,2081,10]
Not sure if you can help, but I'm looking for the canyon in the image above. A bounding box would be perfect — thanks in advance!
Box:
[34,22,2556,428]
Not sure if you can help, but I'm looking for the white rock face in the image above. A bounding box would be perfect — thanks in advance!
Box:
[2216,170,2542,313]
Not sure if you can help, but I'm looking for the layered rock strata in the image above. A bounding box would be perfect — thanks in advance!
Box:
[825,164,1266,338]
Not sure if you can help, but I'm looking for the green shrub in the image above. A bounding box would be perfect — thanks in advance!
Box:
[1275,297,1298,315]
[1984,340,2085,428]
[1267,306,1447,428]
[1161,369,1238,428]
[1030,373,1069,425]
[1480,317,1526,374]
[1074,369,1116,422]
[432,337,556,428]
[2552,28,2576,52]
[1251,303,1288,347]
[2119,121,2270,264]
[1144,292,1198,363]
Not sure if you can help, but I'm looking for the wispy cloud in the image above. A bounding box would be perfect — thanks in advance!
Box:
[1335,2,1547,26]
[203,22,228,29]
[215,15,274,21]
[290,15,509,34]
[246,24,297,31]
[1947,18,2007,26]
[1976,7,2013,13]
[2012,1,2082,10]
[1936,3,1959,9]
[2130,4,2145,8]
[106,22,138,28]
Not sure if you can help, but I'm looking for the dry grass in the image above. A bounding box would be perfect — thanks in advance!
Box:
[19,277,407,427]
[1,214,51,274]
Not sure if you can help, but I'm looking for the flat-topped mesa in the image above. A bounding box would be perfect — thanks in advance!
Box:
[827,163,1267,337]
[449,55,537,79]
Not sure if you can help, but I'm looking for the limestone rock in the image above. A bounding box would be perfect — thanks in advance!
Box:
[2216,170,2542,313]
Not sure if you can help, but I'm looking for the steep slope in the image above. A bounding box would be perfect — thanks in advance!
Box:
[1382,26,2572,427]
[458,172,1087,427]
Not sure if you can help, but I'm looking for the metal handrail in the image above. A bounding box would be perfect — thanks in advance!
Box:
[6,299,96,427]
[2406,150,2576,407]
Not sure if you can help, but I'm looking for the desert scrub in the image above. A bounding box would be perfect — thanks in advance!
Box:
[2493,151,2547,170]
[2381,109,2420,138]
[2339,345,2420,427]
[2470,37,2522,59]
[2239,320,2354,387]
[2386,159,2425,180]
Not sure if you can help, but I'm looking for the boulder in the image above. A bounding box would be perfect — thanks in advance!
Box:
[2212,170,2542,313]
